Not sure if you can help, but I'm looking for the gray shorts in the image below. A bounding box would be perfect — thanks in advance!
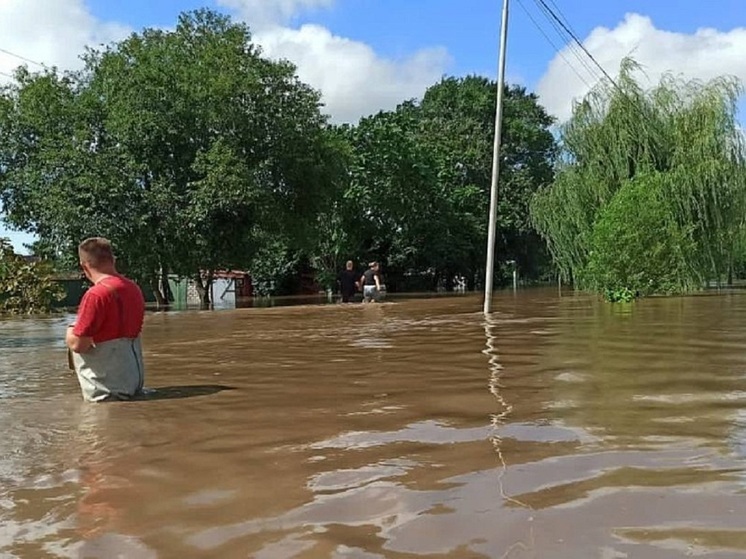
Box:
[363,285,385,301]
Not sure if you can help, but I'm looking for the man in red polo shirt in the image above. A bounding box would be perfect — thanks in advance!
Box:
[65,237,146,401]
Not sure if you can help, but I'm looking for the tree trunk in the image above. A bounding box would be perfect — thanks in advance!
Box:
[204,270,214,308]
[160,266,173,304]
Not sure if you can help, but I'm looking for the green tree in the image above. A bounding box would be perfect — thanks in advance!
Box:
[582,172,697,300]
[418,76,557,287]
[345,103,443,287]
[0,238,63,314]
[532,59,746,298]
[0,9,341,306]
[291,125,353,293]
[84,9,338,305]
[0,68,141,274]
[328,77,556,291]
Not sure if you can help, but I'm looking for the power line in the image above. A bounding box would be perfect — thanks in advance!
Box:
[0,46,54,82]
[545,0,580,35]
[529,0,604,86]
[0,47,49,70]
[533,0,620,89]
[515,0,596,91]
[527,0,658,147]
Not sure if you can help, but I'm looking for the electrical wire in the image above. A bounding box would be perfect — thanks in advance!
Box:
[533,0,621,90]
[0,47,49,70]
[515,0,596,91]
[526,0,658,147]
[529,0,604,86]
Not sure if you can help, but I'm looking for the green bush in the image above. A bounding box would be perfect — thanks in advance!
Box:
[0,238,64,314]
[581,173,698,300]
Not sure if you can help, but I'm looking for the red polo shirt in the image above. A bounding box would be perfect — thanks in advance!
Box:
[73,275,146,344]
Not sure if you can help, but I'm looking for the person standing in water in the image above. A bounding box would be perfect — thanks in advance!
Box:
[360,261,383,303]
[65,237,146,402]
[338,260,359,303]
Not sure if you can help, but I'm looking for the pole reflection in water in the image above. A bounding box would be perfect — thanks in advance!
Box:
[483,313,534,557]
[6,292,746,556]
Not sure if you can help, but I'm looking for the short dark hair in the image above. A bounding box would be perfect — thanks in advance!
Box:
[79,237,115,267]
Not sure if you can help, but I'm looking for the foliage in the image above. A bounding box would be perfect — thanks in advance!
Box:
[320,77,556,291]
[300,126,356,290]
[0,238,64,314]
[0,11,558,299]
[0,9,339,304]
[248,236,303,297]
[581,172,697,299]
[532,58,746,296]
[602,287,637,304]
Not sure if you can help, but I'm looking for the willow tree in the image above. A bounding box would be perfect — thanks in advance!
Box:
[532,58,746,297]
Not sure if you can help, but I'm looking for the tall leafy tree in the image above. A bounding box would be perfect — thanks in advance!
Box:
[83,9,337,304]
[0,9,340,305]
[325,76,556,291]
[531,58,746,297]
[0,68,141,269]
[418,76,557,286]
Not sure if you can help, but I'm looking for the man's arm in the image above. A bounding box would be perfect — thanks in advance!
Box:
[66,326,95,353]
[68,291,103,353]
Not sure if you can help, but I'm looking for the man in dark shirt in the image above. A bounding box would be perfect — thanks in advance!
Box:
[338,260,359,303]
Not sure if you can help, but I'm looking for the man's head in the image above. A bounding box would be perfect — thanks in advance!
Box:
[369,261,379,271]
[346,260,354,271]
[78,237,116,279]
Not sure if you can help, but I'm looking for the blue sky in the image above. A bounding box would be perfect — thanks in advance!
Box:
[86,0,746,84]
[80,0,746,92]
[2,0,746,252]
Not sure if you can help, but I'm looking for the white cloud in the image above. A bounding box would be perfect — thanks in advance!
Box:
[537,13,746,122]
[255,24,450,123]
[219,0,451,123]
[0,0,129,251]
[0,0,129,80]
[0,0,451,124]
[218,0,334,28]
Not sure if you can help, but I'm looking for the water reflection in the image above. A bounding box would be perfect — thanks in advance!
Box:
[484,314,532,516]
[2,291,746,557]
[483,313,537,558]
[548,294,746,451]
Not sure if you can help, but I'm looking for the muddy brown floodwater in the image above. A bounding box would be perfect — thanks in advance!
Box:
[2,289,746,558]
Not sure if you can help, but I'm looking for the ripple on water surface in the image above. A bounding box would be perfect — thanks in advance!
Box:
[2,291,746,558]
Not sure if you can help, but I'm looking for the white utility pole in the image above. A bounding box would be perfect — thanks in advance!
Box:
[483,0,510,314]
